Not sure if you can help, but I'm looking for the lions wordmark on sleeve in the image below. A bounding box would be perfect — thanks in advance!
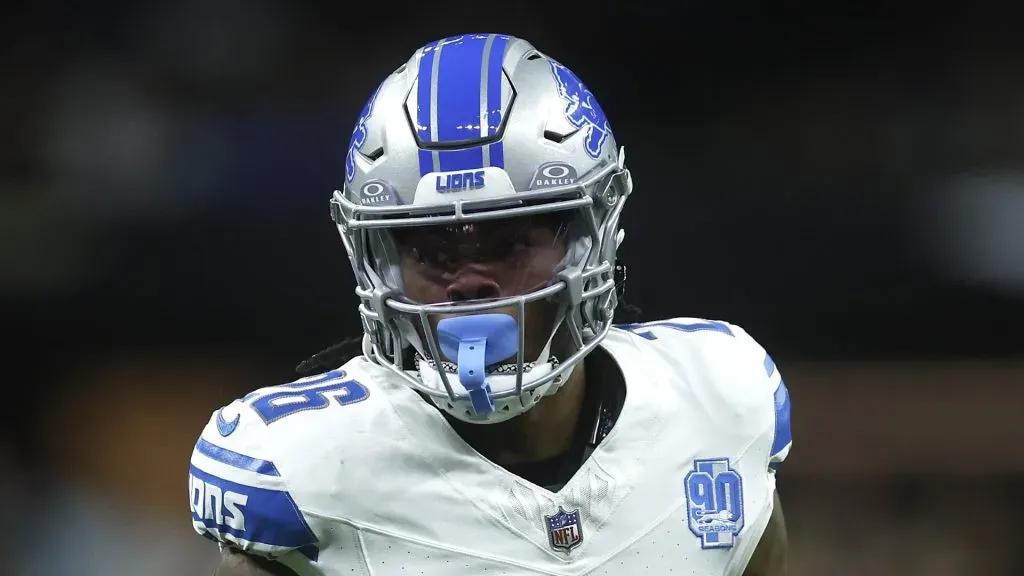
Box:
[189,435,319,560]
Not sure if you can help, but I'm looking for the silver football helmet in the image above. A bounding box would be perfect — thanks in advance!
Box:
[331,34,632,424]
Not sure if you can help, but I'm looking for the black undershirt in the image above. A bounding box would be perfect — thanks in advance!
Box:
[503,347,627,491]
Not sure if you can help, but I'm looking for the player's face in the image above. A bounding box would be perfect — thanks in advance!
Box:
[393,213,569,358]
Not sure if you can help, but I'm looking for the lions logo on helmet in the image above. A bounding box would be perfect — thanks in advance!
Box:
[345,83,381,183]
[549,60,612,159]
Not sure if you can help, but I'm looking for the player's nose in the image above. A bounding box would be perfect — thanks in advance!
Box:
[446,270,502,302]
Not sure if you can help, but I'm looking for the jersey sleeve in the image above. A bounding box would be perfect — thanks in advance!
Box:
[188,399,320,561]
[726,323,792,472]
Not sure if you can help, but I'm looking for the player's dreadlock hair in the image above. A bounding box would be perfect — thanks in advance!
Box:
[295,335,365,378]
[295,263,641,379]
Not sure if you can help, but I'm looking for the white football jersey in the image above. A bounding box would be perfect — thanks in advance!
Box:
[189,318,792,576]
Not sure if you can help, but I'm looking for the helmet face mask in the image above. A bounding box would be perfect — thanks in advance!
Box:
[331,34,632,424]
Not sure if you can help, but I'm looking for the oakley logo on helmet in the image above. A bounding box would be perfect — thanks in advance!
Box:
[529,162,578,190]
[359,180,398,206]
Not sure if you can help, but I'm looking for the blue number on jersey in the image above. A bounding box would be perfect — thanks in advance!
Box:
[242,370,370,424]
[618,320,734,340]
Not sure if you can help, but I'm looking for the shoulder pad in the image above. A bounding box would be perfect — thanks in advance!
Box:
[617,318,792,470]
[187,373,363,561]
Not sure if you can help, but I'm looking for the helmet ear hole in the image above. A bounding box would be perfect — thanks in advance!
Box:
[543,129,576,144]
[363,146,384,161]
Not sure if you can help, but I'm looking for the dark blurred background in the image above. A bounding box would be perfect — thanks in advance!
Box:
[2,1,1023,574]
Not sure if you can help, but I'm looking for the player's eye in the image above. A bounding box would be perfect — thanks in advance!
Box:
[406,244,455,270]
[481,233,527,262]
[393,213,568,270]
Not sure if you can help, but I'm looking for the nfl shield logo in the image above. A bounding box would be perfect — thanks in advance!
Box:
[544,506,584,552]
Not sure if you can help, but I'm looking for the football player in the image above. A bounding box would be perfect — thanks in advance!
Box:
[192,34,792,576]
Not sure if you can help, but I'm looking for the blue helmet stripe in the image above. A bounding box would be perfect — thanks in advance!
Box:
[484,35,509,139]
[416,34,511,175]
[483,34,510,167]
[435,35,488,144]
[418,149,434,176]
[488,141,505,169]
[415,40,439,144]
[438,148,485,172]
